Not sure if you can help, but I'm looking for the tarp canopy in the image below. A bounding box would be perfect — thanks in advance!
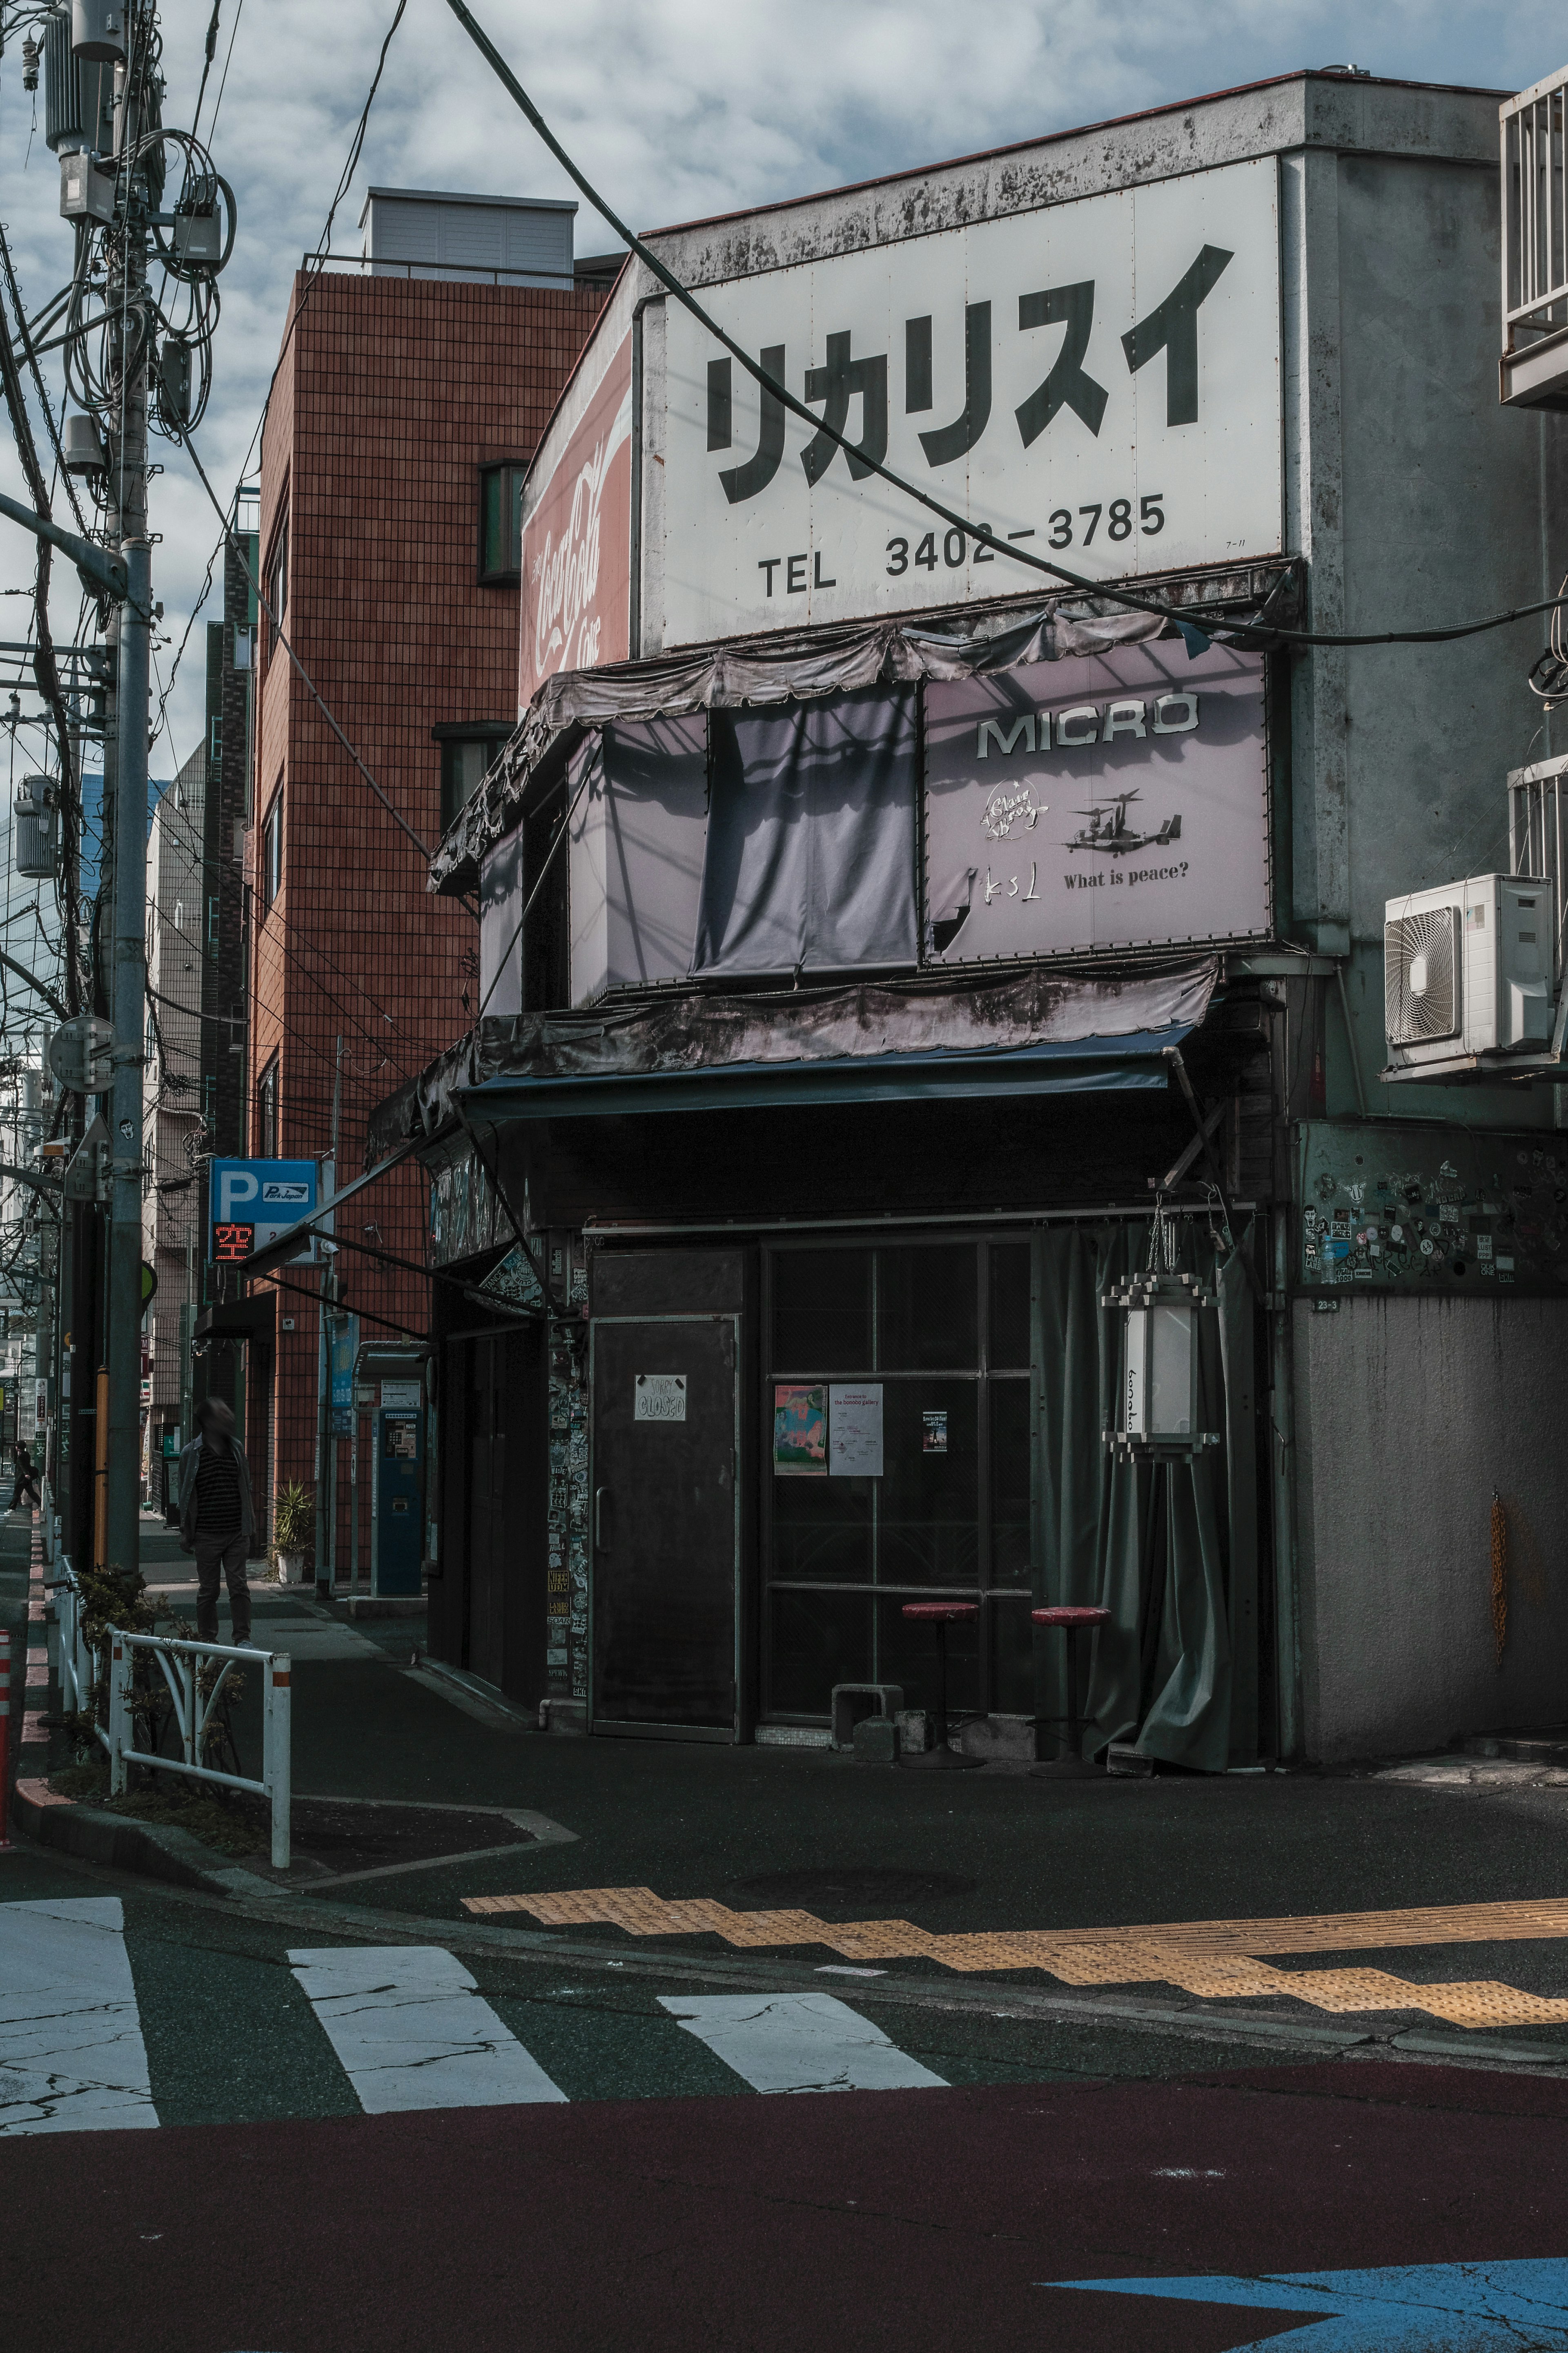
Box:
[465,1023,1193,1122]
[693,687,919,977]
[430,560,1297,894]
[366,957,1218,1158]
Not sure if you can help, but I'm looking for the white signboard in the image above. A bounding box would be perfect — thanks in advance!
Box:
[663,157,1281,645]
[635,1372,688,1422]
[829,1383,883,1476]
[380,1380,421,1410]
[924,641,1269,960]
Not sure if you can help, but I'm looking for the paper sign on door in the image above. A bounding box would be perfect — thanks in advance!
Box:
[635,1373,687,1422]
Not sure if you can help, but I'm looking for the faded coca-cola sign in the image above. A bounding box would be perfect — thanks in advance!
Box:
[519,332,633,709]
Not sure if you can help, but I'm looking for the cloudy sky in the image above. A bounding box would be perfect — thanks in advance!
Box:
[0,0,1563,777]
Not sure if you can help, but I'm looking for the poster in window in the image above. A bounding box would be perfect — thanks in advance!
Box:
[829,1384,883,1476]
[773,1383,827,1475]
[921,1410,948,1454]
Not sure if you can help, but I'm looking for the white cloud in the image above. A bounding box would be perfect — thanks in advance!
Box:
[0,0,1561,776]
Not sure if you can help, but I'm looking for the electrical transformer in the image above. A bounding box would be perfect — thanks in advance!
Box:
[70,0,125,65]
[59,147,115,225]
[14,776,58,881]
[62,412,105,476]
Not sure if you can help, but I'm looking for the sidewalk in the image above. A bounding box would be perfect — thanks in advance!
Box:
[21,1512,1568,2053]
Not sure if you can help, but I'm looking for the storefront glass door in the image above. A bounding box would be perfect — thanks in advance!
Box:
[762,1238,1031,1724]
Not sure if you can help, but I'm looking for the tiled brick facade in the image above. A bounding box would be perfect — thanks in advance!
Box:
[247,269,604,1561]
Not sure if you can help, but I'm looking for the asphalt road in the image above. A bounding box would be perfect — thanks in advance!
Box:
[5,1840,1568,2352]
[11,1516,1568,2346]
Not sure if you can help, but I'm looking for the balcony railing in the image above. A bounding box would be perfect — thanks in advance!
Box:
[1505,67,1568,339]
[1502,67,1568,407]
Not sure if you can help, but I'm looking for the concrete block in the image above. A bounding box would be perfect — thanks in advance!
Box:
[830,1682,904,1752]
[1106,1740,1154,1777]
[852,1715,899,1764]
[958,1714,1039,1763]
[894,1708,932,1754]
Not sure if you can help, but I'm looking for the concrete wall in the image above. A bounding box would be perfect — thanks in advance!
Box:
[1291,140,1568,1127]
[1294,1294,1568,1760]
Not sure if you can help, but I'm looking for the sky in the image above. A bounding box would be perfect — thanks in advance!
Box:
[0,0,1563,785]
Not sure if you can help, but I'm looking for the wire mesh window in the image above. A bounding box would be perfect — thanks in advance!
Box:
[762,1236,1033,1724]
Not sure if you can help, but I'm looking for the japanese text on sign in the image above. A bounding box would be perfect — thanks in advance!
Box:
[662,157,1281,644]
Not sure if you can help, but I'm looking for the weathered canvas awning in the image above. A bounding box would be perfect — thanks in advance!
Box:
[464,1024,1192,1122]
[366,958,1218,1160]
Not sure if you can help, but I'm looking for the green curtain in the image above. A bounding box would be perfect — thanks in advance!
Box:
[1033,1220,1251,1773]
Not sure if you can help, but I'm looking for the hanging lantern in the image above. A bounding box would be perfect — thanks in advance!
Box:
[1102,1207,1219,1463]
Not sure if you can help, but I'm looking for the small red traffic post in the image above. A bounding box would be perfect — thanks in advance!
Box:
[0,1625,11,1849]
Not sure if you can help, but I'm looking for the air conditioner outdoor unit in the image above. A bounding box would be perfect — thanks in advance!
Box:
[1384,874,1555,1070]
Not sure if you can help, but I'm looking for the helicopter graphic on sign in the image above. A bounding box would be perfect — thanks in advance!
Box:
[1066,789,1183,857]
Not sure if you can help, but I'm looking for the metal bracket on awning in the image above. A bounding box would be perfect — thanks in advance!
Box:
[241,1140,419,1279]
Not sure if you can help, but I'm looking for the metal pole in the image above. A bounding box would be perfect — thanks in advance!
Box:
[105,541,150,1578]
[269,1651,291,1868]
[0,1626,11,1849]
[102,8,153,1582]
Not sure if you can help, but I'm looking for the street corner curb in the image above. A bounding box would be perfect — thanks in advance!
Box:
[13,1776,280,1900]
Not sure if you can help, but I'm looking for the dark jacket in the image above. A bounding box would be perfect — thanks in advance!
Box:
[177,1434,256,1548]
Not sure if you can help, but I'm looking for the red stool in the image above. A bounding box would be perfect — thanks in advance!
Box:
[899,1601,982,1771]
[1031,1606,1111,1778]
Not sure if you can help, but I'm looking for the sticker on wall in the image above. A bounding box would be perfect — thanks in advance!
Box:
[922,1410,949,1455]
[829,1384,884,1478]
[634,1373,688,1423]
[773,1383,828,1475]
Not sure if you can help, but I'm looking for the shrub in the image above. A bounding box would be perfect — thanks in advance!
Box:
[273,1480,314,1556]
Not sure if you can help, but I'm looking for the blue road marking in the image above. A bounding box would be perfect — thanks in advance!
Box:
[1046,2260,1568,2350]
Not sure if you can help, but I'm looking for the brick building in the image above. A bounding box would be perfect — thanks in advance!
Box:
[245,191,610,1560]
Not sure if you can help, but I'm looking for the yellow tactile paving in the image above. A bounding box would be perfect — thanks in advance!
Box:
[459,1886,1568,2030]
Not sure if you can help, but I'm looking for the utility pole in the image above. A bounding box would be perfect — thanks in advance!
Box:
[102,11,154,1581]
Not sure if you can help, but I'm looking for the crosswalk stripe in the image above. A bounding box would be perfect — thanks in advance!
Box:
[0,1898,158,2135]
[288,1946,568,2114]
[658,1991,948,2094]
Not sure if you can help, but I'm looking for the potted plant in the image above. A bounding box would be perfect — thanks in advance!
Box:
[273,1481,315,1584]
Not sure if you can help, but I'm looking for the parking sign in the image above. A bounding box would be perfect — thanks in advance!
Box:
[207,1159,319,1264]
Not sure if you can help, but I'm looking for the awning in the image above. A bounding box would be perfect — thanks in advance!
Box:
[463,1024,1190,1122]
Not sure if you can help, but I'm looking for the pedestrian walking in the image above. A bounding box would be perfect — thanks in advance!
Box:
[9,1438,39,1512]
[177,1399,256,1646]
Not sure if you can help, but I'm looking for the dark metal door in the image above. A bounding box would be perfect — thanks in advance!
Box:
[590,1314,738,1736]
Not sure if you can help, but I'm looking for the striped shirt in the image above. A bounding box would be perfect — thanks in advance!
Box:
[193,1438,242,1538]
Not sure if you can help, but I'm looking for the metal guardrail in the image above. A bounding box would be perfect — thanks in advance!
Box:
[1503,67,1568,346]
[53,1557,105,1741]
[106,1628,292,1868]
[45,1507,293,1867]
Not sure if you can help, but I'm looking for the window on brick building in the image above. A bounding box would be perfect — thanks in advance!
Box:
[432,722,512,835]
[478,463,526,583]
[265,508,289,653]
[262,793,282,909]
[256,1059,278,1159]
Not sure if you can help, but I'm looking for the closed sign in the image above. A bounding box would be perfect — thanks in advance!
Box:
[635,1373,687,1422]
